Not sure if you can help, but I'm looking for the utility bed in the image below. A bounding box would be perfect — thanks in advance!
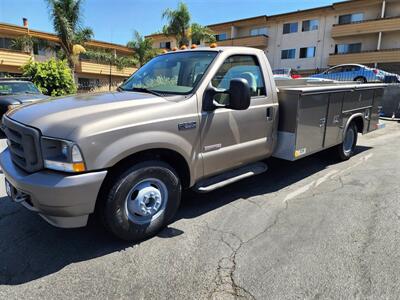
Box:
[273,80,386,161]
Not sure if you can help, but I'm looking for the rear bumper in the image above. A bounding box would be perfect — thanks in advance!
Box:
[0,148,107,228]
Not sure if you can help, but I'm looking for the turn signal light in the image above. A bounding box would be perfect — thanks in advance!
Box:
[72,162,86,172]
[191,44,197,49]
[210,43,217,48]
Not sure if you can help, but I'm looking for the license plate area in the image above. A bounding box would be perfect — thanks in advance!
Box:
[5,179,30,203]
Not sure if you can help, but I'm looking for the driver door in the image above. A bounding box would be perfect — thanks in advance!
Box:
[200,54,275,177]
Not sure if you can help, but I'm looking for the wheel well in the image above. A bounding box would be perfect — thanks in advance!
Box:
[106,148,191,188]
[354,76,366,82]
[351,116,364,133]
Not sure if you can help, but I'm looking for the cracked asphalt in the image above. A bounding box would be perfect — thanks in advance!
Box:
[0,120,400,299]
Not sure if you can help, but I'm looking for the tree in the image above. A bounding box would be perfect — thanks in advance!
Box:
[22,58,77,96]
[190,23,216,45]
[162,2,191,47]
[127,31,159,67]
[46,0,93,73]
[162,2,215,47]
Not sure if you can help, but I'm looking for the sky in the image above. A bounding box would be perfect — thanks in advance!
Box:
[0,0,344,45]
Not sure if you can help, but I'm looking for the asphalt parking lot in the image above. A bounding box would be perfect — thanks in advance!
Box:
[0,120,400,299]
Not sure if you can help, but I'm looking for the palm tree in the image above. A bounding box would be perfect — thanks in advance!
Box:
[162,2,215,47]
[162,2,191,47]
[127,31,158,67]
[46,0,93,73]
[190,23,216,45]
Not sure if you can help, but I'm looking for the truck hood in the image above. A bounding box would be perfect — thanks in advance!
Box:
[7,91,171,138]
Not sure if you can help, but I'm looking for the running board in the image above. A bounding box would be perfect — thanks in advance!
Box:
[195,162,268,193]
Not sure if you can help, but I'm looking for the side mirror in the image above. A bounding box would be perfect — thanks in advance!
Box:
[227,78,251,110]
[203,78,251,111]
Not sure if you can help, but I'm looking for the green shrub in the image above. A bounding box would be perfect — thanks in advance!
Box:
[22,58,77,96]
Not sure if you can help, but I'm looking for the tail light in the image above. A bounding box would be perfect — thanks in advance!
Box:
[373,69,379,74]
[292,74,302,79]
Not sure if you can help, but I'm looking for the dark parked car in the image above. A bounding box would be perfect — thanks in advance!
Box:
[0,78,48,119]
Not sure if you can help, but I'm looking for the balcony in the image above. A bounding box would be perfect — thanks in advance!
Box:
[207,35,268,48]
[76,60,137,77]
[331,16,400,38]
[0,48,31,69]
[328,48,400,65]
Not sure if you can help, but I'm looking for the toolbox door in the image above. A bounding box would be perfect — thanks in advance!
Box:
[324,92,344,148]
[296,94,329,155]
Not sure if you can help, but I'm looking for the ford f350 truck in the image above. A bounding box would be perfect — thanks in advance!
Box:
[0,47,385,241]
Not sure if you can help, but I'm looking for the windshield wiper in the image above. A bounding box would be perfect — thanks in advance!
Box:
[131,87,164,97]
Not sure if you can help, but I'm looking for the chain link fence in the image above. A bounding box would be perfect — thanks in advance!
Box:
[77,78,125,94]
[305,65,400,83]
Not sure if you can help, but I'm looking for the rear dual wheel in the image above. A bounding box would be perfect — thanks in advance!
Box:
[336,122,358,161]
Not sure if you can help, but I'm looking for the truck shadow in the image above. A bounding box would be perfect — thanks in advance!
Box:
[178,146,372,219]
[0,146,371,285]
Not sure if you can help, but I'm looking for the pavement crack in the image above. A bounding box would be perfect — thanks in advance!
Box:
[203,202,289,299]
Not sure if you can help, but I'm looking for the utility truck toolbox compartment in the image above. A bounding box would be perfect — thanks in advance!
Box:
[273,84,385,161]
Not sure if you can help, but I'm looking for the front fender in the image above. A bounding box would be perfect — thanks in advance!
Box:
[95,130,194,168]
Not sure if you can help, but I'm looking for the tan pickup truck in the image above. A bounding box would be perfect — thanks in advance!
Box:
[0,47,385,241]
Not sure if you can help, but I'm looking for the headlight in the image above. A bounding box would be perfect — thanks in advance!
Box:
[41,137,86,173]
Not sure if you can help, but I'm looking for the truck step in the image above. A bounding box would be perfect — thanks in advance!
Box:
[194,162,268,193]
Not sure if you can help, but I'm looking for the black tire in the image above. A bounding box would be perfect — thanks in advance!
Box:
[336,122,358,161]
[101,160,181,241]
[354,76,367,83]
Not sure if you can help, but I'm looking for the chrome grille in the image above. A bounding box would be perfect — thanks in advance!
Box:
[2,116,43,173]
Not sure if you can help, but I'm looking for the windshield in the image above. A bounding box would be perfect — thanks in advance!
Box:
[0,82,41,95]
[120,51,218,95]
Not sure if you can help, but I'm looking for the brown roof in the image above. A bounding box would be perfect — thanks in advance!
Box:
[0,22,134,54]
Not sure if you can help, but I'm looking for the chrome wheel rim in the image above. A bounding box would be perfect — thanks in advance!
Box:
[125,178,168,225]
[343,127,355,154]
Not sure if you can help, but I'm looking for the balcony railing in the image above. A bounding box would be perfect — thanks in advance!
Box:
[328,48,400,65]
[332,16,400,37]
[206,34,268,48]
[76,59,137,77]
[0,48,31,68]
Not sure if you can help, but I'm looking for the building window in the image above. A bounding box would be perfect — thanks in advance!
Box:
[250,27,268,36]
[192,38,201,45]
[283,22,298,34]
[302,19,319,32]
[338,13,364,25]
[299,47,316,58]
[281,49,296,59]
[214,33,227,41]
[0,37,13,50]
[335,43,362,54]
[159,41,171,49]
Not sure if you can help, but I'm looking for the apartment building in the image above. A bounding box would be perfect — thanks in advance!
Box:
[0,19,137,88]
[148,0,400,73]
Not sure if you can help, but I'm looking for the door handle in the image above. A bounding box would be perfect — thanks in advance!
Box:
[266,107,273,121]
[319,117,326,128]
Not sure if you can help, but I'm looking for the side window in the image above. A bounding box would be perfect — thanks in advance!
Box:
[327,67,340,74]
[211,55,266,105]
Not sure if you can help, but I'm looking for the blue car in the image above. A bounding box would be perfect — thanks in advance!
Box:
[311,64,385,83]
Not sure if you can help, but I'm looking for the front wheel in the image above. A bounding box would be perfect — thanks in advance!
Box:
[101,161,182,241]
[335,122,358,161]
[354,76,367,83]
